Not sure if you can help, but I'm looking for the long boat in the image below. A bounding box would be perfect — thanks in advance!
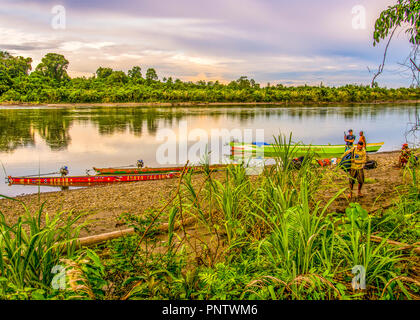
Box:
[7,173,178,187]
[230,142,384,158]
[93,164,229,175]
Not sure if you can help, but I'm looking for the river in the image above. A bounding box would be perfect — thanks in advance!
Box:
[0,103,419,197]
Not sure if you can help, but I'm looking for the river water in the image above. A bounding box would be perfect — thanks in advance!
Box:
[0,103,419,197]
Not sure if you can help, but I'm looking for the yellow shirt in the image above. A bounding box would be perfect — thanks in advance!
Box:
[343,147,367,170]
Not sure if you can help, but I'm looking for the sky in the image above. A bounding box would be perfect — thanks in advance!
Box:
[0,0,416,87]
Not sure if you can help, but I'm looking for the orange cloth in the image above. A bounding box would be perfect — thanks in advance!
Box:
[358,136,367,149]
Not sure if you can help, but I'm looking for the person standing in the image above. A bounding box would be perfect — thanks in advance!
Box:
[399,143,411,167]
[344,129,356,151]
[359,131,367,149]
[342,141,367,198]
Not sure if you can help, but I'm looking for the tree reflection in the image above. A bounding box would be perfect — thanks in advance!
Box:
[0,110,35,152]
[33,109,72,150]
[0,104,417,152]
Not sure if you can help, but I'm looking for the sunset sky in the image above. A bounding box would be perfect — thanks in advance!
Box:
[0,0,414,87]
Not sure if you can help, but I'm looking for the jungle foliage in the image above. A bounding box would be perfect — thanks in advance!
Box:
[1,52,419,104]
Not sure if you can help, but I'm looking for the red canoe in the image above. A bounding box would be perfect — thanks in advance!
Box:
[7,173,179,187]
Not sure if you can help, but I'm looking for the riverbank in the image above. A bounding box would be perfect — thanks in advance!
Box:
[1,100,420,108]
[0,100,420,108]
[0,151,409,237]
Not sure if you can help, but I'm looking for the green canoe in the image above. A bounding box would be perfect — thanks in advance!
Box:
[230,142,384,158]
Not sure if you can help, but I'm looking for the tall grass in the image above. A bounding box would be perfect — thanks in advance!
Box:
[0,195,85,297]
[1,134,417,300]
[337,208,406,296]
[155,133,416,300]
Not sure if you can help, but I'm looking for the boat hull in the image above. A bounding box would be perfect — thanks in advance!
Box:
[230,142,384,158]
[7,173,178,187]
[93,164,229,175]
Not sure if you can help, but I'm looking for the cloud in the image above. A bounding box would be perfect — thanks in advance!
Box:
[0,0,414,87]
[0,43,57,51]
[59,41,116,51]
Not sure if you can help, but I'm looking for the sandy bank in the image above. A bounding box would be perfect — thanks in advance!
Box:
[0,151,412,237]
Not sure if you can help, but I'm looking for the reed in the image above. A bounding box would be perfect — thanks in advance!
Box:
[0,195,85,297]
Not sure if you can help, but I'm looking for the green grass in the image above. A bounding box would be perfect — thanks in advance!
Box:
[0,196,88,299]
[96,134,418,300]
[0,134,419,300]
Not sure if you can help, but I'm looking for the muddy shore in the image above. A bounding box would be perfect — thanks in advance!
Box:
[0,151,412,237]
[1,100,419,108]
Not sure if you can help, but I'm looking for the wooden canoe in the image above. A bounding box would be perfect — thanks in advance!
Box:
[93,164,229,175]
[7,173,178,187]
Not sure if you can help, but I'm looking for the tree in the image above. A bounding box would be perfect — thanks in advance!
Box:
[236,76,251,89]
[373,0,419,47]
[107,71,128,84]
[0,51,32,77]
[146,68,158,82]
[35,53,69,82]
[196,80,206,87]
[250,78,259,89]
[0,51,32,94]
[165,77,173,85]
[1,51,419,104]
[371,0,420,86]
[128,66,142,80]
[96,67,113,79]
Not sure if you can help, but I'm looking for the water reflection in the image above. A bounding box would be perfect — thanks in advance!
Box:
[0,111,35,152]
[0,104,418,152]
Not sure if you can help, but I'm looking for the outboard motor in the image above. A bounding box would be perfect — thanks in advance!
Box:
[137,160,144,168]
[60,166,69,177]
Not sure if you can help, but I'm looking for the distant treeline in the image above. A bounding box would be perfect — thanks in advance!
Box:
[1,52,419,104]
